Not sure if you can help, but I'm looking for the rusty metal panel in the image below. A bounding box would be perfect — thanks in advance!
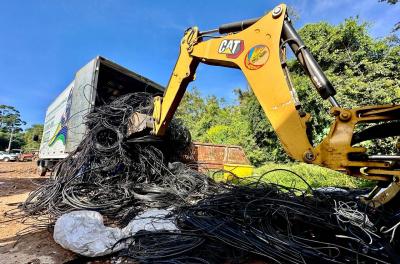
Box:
[226,147,249,164]
[189,142,250,170]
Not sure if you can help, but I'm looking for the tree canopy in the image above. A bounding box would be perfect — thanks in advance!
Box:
[0,105,44,151]
[23,124,43,151]
[0,105,25,133]
[0,105,26,150]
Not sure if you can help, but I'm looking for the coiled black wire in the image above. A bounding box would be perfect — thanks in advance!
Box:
[13,92,400,263]
[20,92,221,225]
[118,182,400,263]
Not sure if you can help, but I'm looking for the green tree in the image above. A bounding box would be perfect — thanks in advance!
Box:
[236,89,290,164]
[296,19,399,153]
[23,124,43,150]
[176,88,272,165]
[242,18,400,162]
[176,87,230,141]
[0,105,26,151]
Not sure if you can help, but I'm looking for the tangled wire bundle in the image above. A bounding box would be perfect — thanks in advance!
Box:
[21,92,221,224]
[118,180,400,263]
[16,92,400,263]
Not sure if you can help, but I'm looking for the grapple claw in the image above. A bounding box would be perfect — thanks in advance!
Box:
[126,112,154,137]
[361,177,400,207]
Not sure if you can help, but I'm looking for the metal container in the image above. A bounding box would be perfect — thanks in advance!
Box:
[189,142,251,171]
[38,56,164,175]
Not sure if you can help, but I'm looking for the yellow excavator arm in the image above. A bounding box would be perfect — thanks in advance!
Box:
[129,4,400,206]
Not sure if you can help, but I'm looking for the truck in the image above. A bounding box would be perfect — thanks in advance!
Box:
[37,56,252,176]
[0,151,18,162]
[37,56,164,175]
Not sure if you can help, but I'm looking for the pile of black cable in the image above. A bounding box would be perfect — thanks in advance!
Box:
[118,181,400,263]
[21,92,221,224]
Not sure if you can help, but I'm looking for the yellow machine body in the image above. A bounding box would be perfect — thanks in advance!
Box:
[129,4,400,206]
[223,164,254,180]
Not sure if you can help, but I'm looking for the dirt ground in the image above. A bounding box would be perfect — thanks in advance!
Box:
[0,161,76,264]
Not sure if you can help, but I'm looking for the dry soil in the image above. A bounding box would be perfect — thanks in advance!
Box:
[0,161,75,264]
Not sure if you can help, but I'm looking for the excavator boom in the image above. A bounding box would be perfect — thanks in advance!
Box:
[128,4,400,206]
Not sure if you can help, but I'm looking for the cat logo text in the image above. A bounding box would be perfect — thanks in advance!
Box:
[218,39,244,59]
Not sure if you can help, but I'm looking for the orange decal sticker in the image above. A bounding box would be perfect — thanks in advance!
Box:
[244,45,269,70]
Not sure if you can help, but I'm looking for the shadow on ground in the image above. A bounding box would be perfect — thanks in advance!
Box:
[0,177,47,197]
[0,230,76,264]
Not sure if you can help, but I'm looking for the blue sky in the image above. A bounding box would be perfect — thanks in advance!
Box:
[0,0,398,127]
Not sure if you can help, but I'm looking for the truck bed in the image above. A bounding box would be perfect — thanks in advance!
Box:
[39,56,164,161]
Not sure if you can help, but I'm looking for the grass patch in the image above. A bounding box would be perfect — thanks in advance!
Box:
[252,162,373,190]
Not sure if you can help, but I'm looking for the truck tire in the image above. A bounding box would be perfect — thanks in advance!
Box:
[3,157,10,162]
[37,166,47,176]
[50,164,62,180]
